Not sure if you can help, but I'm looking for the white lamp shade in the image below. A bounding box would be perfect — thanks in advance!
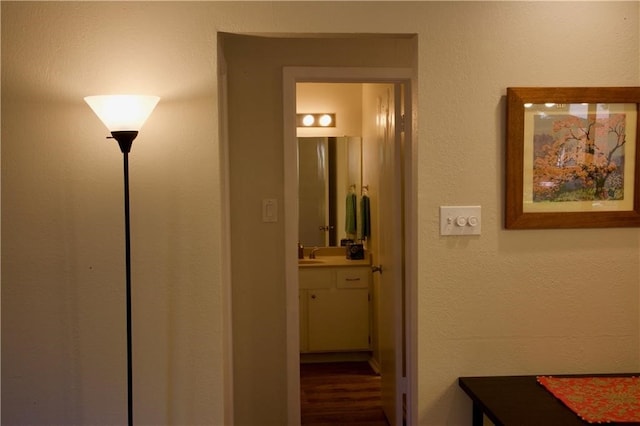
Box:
[84,95,160,132]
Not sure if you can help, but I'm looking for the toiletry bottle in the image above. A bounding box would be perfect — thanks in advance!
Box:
[298,242,304,259]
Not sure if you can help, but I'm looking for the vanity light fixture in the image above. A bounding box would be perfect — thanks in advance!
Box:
[84,94,160,426]
[296,113,336,128]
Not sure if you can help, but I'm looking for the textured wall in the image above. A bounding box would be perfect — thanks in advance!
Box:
[1,2,225,425]
[417,2,640,423]
[2,2,639,426]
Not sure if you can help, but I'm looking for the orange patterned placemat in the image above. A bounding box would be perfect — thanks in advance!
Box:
[537,376,640,423]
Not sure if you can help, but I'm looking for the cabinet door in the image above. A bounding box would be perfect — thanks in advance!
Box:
[307,288,369,351]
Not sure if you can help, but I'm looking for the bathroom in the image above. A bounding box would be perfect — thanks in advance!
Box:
[296,79,409,425]
[297,81,385,366]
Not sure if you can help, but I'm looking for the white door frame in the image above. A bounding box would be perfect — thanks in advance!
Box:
[283,67,418,425]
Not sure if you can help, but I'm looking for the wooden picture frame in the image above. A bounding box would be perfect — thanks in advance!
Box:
[505,87,640,229]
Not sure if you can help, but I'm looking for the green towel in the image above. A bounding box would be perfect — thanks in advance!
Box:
[345,192,357,235]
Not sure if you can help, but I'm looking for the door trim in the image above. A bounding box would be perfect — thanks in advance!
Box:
[283,67,417,425]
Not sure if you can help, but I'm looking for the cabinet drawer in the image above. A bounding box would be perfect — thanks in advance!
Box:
[336,268,369,289]
[299,268,333,289]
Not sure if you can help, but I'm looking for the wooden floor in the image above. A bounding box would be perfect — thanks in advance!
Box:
[300,361,390,426]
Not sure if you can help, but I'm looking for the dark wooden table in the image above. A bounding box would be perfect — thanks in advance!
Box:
[458,375,640,426]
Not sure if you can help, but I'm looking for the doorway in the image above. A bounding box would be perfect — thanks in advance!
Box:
[283,68,416,426]
[220,33,417,426]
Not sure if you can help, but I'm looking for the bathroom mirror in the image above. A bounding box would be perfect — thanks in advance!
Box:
[298,136,362,247]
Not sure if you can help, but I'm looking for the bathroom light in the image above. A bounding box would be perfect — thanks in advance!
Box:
[302,114,315,126]
[296,113,336,128]
[318,114,333,127]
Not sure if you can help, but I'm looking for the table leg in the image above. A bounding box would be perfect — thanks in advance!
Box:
[472,402,484,426]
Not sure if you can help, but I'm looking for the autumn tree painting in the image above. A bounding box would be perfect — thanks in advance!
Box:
[532,107,627,203]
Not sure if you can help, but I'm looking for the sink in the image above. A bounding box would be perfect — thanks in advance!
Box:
[298,259,324,265]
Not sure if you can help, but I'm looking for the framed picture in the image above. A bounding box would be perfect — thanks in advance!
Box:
[505,87,640,229]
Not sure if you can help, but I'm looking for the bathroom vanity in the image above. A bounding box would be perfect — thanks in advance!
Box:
[298,254,372,353]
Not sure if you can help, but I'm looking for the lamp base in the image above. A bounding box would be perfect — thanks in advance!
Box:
[110,131,139,154]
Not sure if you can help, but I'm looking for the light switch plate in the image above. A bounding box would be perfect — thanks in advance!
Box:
[440,206,481,236]
[262,198,278,222]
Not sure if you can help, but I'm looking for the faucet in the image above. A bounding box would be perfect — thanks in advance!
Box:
[309,247,321,259]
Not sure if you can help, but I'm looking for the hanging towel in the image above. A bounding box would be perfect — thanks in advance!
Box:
[361,194,371,239]
[345,192,357,235]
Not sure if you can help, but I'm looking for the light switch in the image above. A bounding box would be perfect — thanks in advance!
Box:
[262,198,278,222]
[440,206,481,236]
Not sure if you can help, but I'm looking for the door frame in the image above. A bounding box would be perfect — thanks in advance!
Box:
[283,67,418,425]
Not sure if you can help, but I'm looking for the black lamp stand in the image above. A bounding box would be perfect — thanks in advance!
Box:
[110,130,138,426]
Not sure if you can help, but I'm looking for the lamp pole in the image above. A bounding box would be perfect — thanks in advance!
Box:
[111,130,138,426]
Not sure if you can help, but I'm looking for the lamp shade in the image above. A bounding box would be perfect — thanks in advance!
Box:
[84,95,160,132]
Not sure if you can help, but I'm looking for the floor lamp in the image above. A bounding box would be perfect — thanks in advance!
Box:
[84,95,160,426]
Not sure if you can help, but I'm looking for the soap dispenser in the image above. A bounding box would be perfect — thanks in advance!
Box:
[298,242,304,259]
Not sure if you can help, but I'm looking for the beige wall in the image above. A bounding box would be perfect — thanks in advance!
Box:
[2,2,639,426]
